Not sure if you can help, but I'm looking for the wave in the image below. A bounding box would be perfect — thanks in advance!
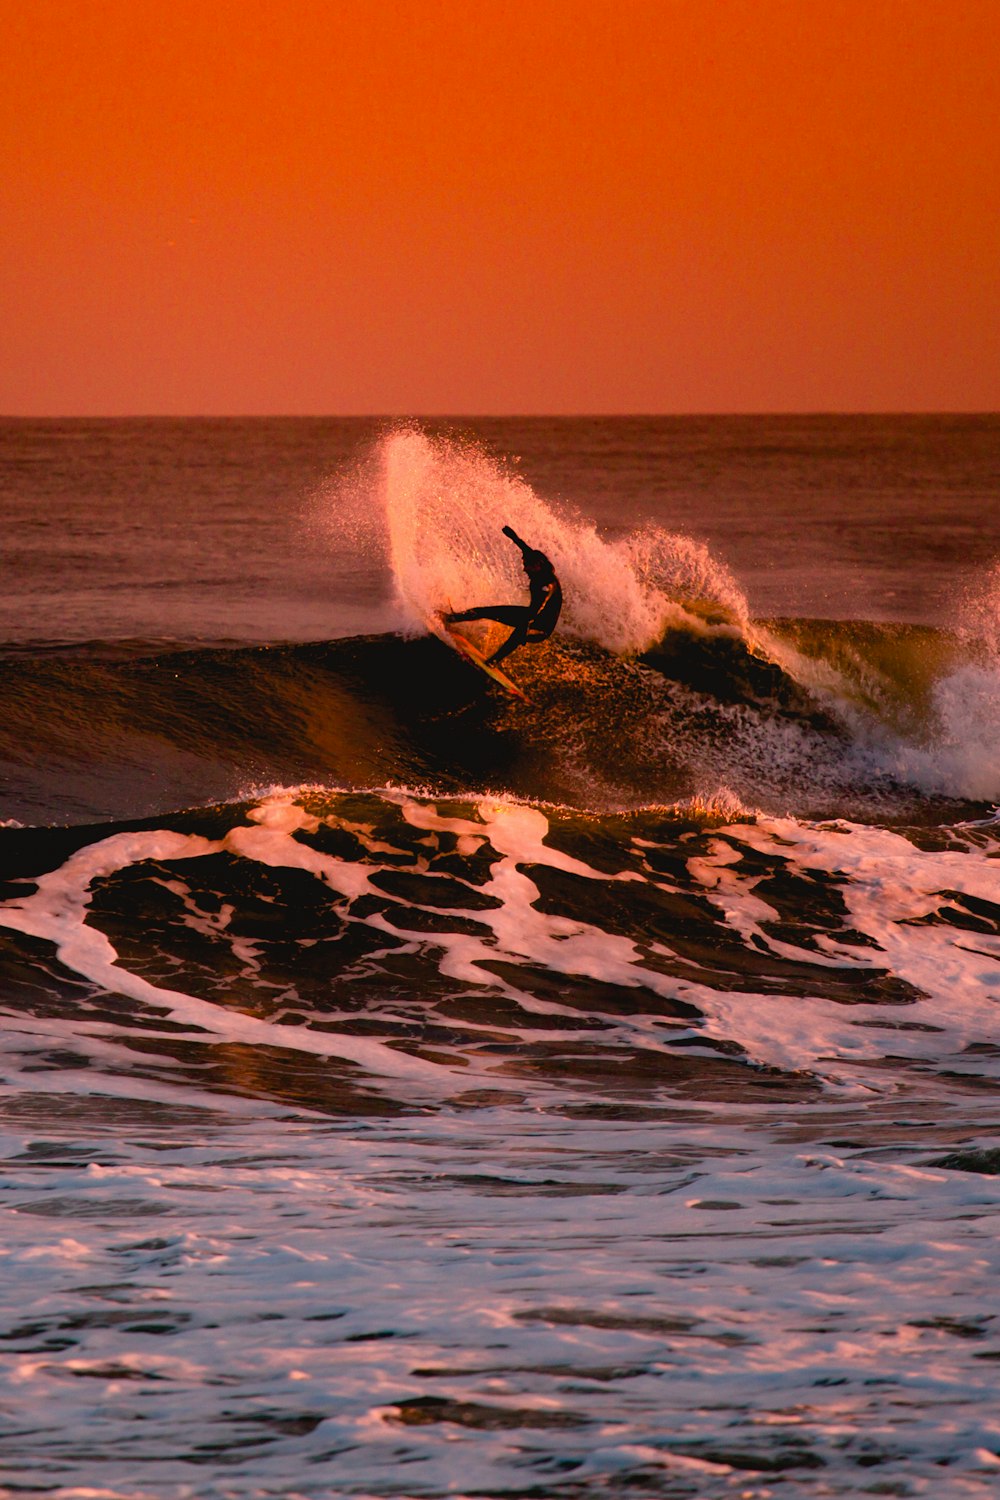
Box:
[2,784,998,1500]
[341,426,1000,811]
[0,617,995,829]
[4,425,998,1497]
[4,428,998,826]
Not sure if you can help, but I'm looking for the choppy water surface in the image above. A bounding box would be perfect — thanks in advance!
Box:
[1,418,999,1497]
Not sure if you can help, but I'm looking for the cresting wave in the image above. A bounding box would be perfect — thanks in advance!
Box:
[314,426,1000,809]
[1,620,996,829]
[4,428,999,825]
[377,427,754,654]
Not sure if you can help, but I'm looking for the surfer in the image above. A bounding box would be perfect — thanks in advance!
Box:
[445,527,562,665]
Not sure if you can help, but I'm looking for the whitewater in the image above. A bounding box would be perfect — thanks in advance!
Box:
[0,415,998,1498]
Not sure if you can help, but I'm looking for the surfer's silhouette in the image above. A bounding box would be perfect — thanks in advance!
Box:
[445,526,562,665]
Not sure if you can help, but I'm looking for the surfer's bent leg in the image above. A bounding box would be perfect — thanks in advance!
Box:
[444,604,533,665]
[446,605,529,627]
[487,619,530,665]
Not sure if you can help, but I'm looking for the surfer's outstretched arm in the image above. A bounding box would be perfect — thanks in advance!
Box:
[502,525,530,555]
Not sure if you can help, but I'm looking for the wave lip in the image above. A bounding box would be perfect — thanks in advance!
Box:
[381,426,751,655]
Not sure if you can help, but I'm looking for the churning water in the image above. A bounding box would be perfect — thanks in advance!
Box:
[1,416,999,1498]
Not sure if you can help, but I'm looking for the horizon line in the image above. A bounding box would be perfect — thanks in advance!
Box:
[3,409,999,422]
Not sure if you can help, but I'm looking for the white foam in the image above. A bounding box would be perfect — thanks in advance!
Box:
[3,787,998,1099]
[2,1106,998,1496]
[378,428,751,655]
[376,797,690,1029]
[897,658,1000,802]
[710,817,1000,1057]
[0,818,445,1088]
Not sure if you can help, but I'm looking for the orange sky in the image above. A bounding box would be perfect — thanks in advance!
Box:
[2,0,998,414]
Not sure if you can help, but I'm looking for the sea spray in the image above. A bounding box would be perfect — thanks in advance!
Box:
[378,427,751,654]
[813,562,1000,804]
[915,560,1000,801]
[962,557,1000,661]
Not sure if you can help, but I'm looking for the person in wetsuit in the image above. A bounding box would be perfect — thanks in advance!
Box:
[445,526,562,666]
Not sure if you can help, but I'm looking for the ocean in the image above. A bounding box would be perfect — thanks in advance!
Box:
[1,415,999,1498]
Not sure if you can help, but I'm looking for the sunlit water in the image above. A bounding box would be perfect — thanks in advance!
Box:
[1,417,999,1497]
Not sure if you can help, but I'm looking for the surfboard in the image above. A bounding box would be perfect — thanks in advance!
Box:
[429,616,530,703]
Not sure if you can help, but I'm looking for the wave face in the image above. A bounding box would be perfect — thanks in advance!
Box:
[0,620,994,827]
[2,421,1000,1496]
[3,615,999,832]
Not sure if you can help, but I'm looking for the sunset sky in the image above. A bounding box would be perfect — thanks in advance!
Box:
[2,0,998,415]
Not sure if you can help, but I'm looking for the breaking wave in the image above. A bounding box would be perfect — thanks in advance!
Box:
[5,429,998,828]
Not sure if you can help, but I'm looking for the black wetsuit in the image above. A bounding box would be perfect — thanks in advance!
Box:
[446,526,563,665]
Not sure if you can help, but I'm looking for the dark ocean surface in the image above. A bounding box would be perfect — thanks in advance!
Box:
[1,416,999,1498]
